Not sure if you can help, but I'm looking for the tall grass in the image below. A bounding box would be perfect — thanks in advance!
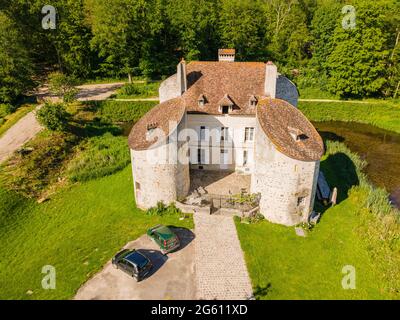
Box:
[325,140,399,221]
[299,101,400,134]
[66,133,130,182]
[88,100,157,123]
[116,82,160,99]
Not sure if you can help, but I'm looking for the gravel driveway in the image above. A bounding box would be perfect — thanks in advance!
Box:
[74,228,196,300]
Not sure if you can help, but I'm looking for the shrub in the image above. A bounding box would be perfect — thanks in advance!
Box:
[117,82,159,98]
[146,202,182,216]
[66,133,130,182]
[0,132,78,198]
[36,103,70,131]
[48,72,78,102]
[0,104,16,118]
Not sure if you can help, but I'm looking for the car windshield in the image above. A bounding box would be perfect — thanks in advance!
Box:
[156,226,175,240]
[125,251,148,269]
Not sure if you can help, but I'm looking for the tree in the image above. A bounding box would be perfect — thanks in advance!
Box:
[36,102,70,131]
[0,12,34,103]
[90,0,161,81]
[48,72,78,102]
[325,1,390,97]
[309,0,342,71]
[219,0,266,61]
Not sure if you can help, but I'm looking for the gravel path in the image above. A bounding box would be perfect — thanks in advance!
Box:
[0,83,124,164]
[194,213,253,300]
[0,107,43,163]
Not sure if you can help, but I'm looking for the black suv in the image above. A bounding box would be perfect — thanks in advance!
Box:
[112,249,153,281]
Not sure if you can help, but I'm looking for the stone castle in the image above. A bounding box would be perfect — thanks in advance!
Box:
[128,49,324,226]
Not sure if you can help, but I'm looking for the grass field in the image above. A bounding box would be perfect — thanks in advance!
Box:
[0,166,193,300]
[0,104,36,138]
[236,141,400,299]
[299,100,400,134]
[236,200,388,299]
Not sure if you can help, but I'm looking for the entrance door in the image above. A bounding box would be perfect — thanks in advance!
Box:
[220,149,229,169]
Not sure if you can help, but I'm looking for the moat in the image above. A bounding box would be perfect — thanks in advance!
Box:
[313,121,400,208]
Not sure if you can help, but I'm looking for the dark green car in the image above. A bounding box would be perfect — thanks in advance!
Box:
[147,225,180,254]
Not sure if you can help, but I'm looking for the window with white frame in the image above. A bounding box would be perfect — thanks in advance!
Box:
[200,126,206,141]
[243,150,248,166]
[221,127,229,141]
[245,127,254,142]
[197,148,206,164]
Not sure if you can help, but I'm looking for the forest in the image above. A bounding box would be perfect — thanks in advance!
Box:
[0,0,399,104]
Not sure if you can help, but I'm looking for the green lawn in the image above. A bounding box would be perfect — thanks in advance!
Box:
[237,198,392,299]
[299,100,400,134]
[0,166,193,300]
[236,142,399,299]
[0,104,36,138]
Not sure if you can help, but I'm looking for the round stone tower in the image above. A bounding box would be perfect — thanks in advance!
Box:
[128,98,190,209]
[251,98,324,226]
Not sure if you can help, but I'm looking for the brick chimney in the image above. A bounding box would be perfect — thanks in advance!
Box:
[218,49,235,62]
[265,61,277,98]
[177,58,187,95]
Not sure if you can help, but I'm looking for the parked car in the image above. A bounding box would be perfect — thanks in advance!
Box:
[147,225,180,254]
[112,249,152,281]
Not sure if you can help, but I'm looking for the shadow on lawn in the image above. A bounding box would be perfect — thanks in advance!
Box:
[317,151,359,215]
[68,119,122,138]
[253,283,272,300]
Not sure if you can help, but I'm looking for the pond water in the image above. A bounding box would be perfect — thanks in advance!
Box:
[313,121,400,208]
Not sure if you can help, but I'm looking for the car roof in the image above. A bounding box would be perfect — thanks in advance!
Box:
[153,225,176,240]
[124,251,149,268]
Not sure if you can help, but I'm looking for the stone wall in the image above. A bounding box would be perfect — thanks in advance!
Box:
[251,117,319,226]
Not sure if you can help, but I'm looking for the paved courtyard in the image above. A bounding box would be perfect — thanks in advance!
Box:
[74,228,196,300]
[194,213,253,300]
[190,170,251,195]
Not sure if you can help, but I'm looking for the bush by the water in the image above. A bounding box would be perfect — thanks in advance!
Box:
[0,132,78,198]
[36,103,70,131]
[91,100,156,122]
[66,133,130,182]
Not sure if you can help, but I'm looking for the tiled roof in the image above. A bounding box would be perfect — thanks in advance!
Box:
[218,94,234,106]
[128,97,185,150]
[183,61,265,114]
[256,98,324,161]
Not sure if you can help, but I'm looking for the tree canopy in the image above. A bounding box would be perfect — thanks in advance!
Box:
[0,0,399,99]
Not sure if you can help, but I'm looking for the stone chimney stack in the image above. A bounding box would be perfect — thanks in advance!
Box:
[177,58,187,95]
[265,61,278,98]
[218,49,236,62]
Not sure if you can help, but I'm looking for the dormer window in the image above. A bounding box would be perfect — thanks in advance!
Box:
[218,94,234,115]
[288,127,308,142]
[249,95,258,107]
[198,94,206,107]
[146,122,158,136]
